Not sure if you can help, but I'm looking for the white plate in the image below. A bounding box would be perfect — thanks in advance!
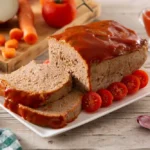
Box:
[0,71,150,138]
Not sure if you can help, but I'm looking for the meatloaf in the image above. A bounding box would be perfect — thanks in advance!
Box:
[0,61,72,108]
[49,20,148,91]
[4,90,83,129]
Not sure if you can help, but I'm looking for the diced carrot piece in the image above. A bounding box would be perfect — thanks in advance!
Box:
[1,48,16,59]
[0,34,6,46]
[5,39,19,49]
[9,28,23,41]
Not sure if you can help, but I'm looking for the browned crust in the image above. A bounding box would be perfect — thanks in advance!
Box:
[4,99,67,129]
[4,92,82,129]
[0,76,72,108]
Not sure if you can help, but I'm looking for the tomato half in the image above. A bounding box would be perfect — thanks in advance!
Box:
[132,70,149,88]
[82,92,102,113]
[97,89,113,107]
[107,82,128,101]
[122,75,140,94]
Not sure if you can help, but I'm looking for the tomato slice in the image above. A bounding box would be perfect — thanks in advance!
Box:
[82,92,102,113]
[132,70,149,88]
[107,82,128,101]
[122,75,140,94]
[97,89,113,107]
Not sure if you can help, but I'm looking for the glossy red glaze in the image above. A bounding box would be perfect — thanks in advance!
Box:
[53,20,146,64]
[143,10,150,37]
[4,99,67,129]
[5,87,50,108]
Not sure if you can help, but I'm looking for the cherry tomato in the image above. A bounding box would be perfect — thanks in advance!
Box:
[43,59,50,64]
[82,92,102,113]
[107,82,128,101]
[122,75,140,94]
[97,89,113,107]
[132,70,149,88]
[42,0,77,28]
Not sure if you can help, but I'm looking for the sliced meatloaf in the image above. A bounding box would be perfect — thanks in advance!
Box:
[4,90,83,129]
[49,20,148,91]
[0,61,72,108]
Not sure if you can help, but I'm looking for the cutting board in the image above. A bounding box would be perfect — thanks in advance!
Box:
[0,0,100,72]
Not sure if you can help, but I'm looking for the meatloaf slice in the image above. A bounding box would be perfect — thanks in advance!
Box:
[49,20,148,91]
[4,90,83,129]
[0,61,72,108]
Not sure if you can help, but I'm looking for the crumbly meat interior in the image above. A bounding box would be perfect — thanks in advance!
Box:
[49,38,90,91]
[2,61,70,93]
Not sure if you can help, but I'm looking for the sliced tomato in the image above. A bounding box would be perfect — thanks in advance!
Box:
[132,70,149,88]
[43,59,50,64]
[82,92,102,113]
[107,82,128,101]
[97,89,113,107]
[122,75,140,94]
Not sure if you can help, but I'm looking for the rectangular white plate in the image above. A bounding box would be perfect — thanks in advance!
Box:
[0,70,150,138]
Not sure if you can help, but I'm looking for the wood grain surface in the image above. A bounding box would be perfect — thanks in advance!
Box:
[0,0,100,72]
[1,0,150,150]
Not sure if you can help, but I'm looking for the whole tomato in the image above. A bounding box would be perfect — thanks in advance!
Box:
[42,0,77,28]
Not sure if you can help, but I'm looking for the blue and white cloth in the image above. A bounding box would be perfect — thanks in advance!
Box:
[0,129,22,150]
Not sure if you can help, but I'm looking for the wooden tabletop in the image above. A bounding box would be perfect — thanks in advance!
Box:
[1,0,150,149]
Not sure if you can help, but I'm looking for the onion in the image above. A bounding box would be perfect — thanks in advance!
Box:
[0,0,19,23]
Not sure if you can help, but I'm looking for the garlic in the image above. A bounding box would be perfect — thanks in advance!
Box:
[0,0,19,23]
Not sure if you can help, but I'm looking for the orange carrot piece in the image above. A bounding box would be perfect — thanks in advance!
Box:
[5,39,19,49]
[1,48,16,59]
[9,28,23,41]
[18,0,38,45]
[0,34,6,46]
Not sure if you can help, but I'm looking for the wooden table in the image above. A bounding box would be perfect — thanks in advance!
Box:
[1,0,150,149]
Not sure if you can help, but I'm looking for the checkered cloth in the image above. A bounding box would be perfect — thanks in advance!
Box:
[0,129,22,150]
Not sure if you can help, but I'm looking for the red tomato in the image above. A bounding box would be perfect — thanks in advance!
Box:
[122,75,140,94]
[43,59,50,64]
[97,89,113,107]
[82,92,102,113]
[132,70,149,88]
[107,82,128,101]
[42,0,77,28]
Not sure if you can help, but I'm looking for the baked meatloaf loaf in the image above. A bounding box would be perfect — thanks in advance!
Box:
[4,90,83,129]
[0,61,72,108]
[49,20,148,91]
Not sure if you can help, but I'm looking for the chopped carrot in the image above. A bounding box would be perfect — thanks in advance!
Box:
[1,48,16,59]
[9,28,23,41]
[40,0,44,5]
[40,0,47,5]
[18,0,38,45]
[5,39,19,49]
[0,34,6,46]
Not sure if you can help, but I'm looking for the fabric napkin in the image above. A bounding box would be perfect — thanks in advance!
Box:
[0,129,22,150]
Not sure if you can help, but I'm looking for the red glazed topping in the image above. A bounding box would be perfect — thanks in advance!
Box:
[53,20,147,64]
[4,87,50,108]
[4,99,67,129]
